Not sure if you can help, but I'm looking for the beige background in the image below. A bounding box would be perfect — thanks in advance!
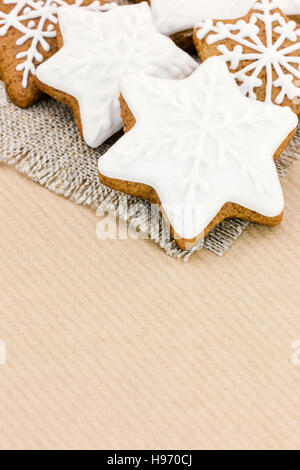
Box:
[0,162,300,450]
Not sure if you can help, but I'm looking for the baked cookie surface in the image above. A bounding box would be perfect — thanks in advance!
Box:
[98,58,297,250]
[0,0,114,107]
[194,0,300,115]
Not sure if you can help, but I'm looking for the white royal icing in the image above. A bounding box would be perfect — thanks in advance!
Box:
[99,58,297,240]
[149,0,300,36]
[196,0,300,105]
[277,0,300,16]
[0,0,116,89]
[150,0,255,36]
[36,3,197,148]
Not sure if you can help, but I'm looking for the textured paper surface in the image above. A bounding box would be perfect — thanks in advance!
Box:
[0,164,300,450]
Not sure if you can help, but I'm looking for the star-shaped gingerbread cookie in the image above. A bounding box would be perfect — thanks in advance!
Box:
[133,0,299,52]
[194,0,300,114]
[98,58,297,251]
[36,3,197,148]
[0,0,115,107]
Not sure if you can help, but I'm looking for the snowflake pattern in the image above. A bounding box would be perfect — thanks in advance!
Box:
[99,58,297,240]
[0,0,115,88]
[196,0,300,107]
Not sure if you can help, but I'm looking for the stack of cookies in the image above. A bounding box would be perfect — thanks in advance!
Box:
[0,0,299,251]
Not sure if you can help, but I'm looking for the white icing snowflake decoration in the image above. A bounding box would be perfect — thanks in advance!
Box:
[196,0,300,105]
[0,0,116,88]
